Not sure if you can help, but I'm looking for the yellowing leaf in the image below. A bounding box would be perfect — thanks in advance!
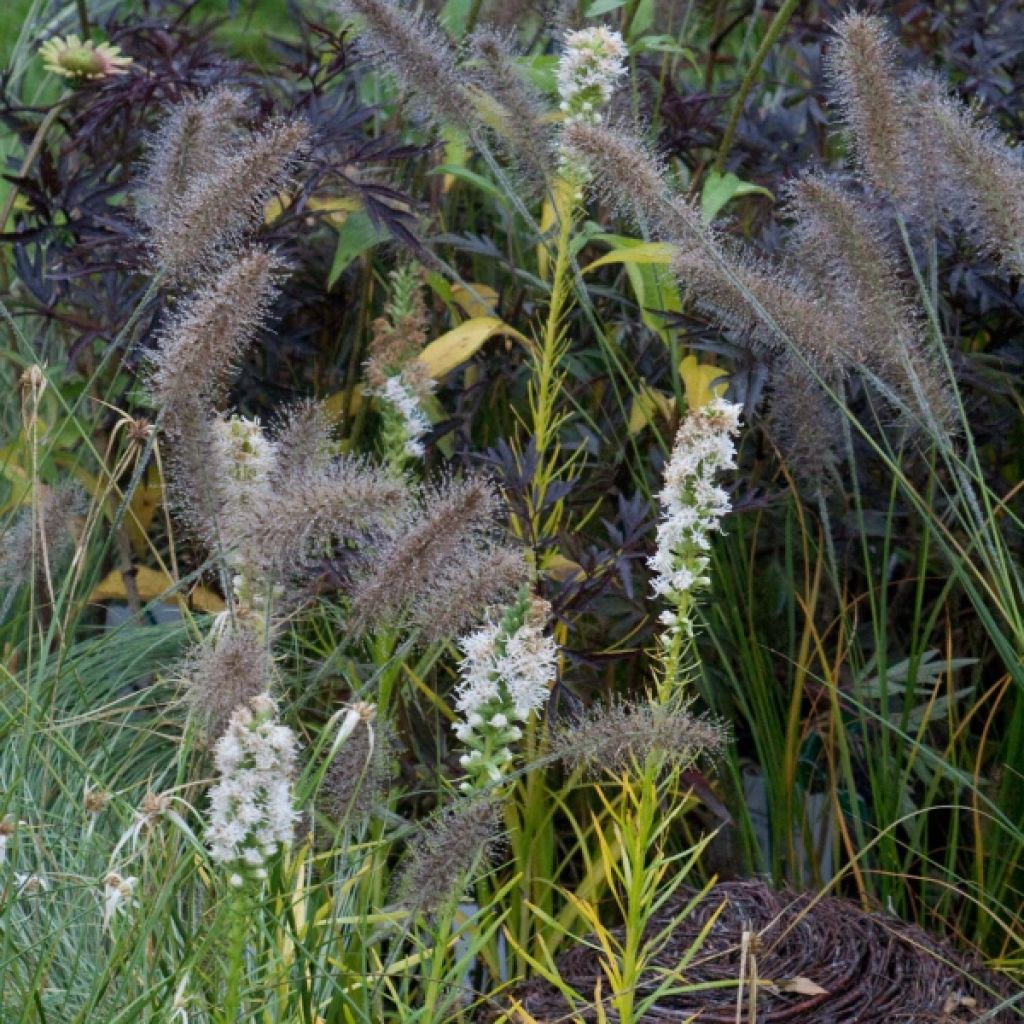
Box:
[89,567,224,612]
[543,553,584,582]
[680,355,728,410]
[582,241,676,274]
[417,317,529,379]
[451,282,498,318]
[628,385,674,435]
[126,467,163,555]
[537,175,577,281]
[321,387,365,424]
[264,191,359,225]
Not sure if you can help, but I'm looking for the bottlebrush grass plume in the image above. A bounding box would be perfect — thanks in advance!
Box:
[183,628,271,741]
[552,698,725,777]
[143,113,309,282]
[0,484,84,592]
[346,474,525,638]
[233,458,409,579]
[826,12,910,198]
[468,27,554,186]
[136,87,249,237]
[786,174,954,431]
[336,0,472,131]
[393,797,504,915]
[913,79,1024,275]
[562,119,705,242]
[147,247,283,420]
[319,705,395,831]
[266,400,335,489]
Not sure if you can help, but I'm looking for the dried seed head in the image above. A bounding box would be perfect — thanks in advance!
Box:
[562,120,704,242]
[183,629,272,741]
[266,400,335,489]
[826,13,910,196]
[337,0,472,130]
[146,115,309,282]
[394,797,504,915]
[347,474,520,638]
[551,699,726,777]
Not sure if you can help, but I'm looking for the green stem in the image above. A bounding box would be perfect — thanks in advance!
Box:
[222,889,250,1023]
[712,0,801,175]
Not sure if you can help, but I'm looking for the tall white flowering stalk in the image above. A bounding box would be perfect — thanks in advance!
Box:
[557,27,628,125]
[206,693,298,887]
[453,588,557,792]
[649,397,741,686]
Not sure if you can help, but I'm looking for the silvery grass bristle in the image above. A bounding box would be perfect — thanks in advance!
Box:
[393,796,504,916]
[551,698,726,777]
[139,102,309,283]
[347,474,528,640]
[336,0,473,131]
[264,400,336,491]
[183,629,272,742]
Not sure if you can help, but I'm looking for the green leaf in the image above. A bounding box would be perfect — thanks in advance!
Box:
[700,169,773,223]
[430,164,506,203]
[326,210,388,288]
[586,0,626,14]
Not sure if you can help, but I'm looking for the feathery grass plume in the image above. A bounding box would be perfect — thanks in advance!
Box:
[266,400,335,489]
[319,704,395,831]
[347,474,517,635]
[206,693,298,886]
[0,484,84,592]
[826,12,910,197]
[335,0,472,131]
[394,797,503,915]
[233,457,409,579]
[786,174,955,430]
[147,247,282,419]
[183,629,271,741]
[412,542,528,641]
[147,116,309,282]
[912,80,1024,275]
[468,27,553,186]
[136,87,250,235]
[672,242,853,378]
[562,119,705,241]
[552,698,725,776]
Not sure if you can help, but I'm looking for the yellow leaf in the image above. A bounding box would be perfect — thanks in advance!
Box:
[582,242,676,274]
[537,175,577,281]
[126,467,163,555]
[89,566,224,612]
[417,317,529,379]
[680,355,728,410]
[451,282,498,318]
[321,387,365,424]
[542,553,584,583]
[264,191,359,226]
[627,386,674,435]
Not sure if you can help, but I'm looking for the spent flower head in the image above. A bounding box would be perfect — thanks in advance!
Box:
[39,35,131,80]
